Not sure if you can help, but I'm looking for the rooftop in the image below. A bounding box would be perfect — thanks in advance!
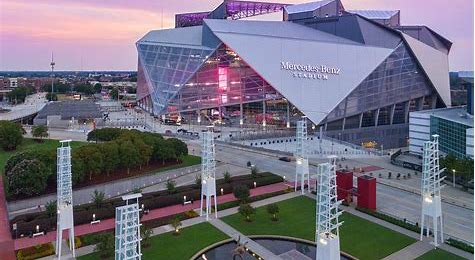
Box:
[413,106,474,127]
[346,10,399,20]
[283,0,333,14]
[36,100,102,120]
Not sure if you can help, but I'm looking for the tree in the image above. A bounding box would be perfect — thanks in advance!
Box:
[6,158,48,197]
[94,233,114,258]
[118,140,140,174]
[45,200,57,218]
[100,142,120,176]
[233,185,250,203]
[266,203,279,221]
[31,125,48,142]
[223,171,231,183]
[166,138,188,161]
[46,92,58,101]
[93,83,102,93]
[110,88,119,100]
[78,145,103,180]
[171,216,182,235]
[0,121,23,150]
[141,225,153,248]
[91,190,105,208]
[238,204,256,222]
[195,174,202,187]
[166,179,176,194]
[251,166,259,178]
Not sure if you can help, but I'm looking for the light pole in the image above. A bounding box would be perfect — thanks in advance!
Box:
[50,53,55,96]
[452,169,456,188]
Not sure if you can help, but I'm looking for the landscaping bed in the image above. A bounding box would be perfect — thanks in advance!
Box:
[10,172,283,238]
[78,222,228,260]
[222,196,416,260]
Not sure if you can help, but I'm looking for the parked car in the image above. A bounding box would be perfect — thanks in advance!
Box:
[278,156,292,162]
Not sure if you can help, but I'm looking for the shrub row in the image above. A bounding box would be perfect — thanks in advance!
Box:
[446,238,474,253]
[16,242,54,260]
[355,207,423,234]
[10,172,283,237]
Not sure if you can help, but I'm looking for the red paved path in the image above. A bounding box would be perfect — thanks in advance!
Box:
[13,182,287,250]
[0,174,16,259]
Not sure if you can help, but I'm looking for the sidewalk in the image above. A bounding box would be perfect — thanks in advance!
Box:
[14,182,288,250]
[209,218,281,260]
[305,193,474,260]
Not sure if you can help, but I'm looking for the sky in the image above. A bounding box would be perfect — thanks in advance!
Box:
[0,0,473,71]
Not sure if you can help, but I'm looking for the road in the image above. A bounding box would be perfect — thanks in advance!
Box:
[187,140,474,243]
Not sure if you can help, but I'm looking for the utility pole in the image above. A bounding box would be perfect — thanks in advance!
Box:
[50,53,55,95]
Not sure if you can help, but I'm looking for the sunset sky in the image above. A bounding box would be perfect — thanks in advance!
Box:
[0,0,473,71]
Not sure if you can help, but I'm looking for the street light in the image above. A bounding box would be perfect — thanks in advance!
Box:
[452,169,456,188]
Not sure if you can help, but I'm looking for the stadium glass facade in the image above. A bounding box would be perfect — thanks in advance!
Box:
[136,0,452,148]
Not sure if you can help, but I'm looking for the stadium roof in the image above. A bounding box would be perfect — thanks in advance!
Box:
[346,10,399,20]
[284,0,334,14]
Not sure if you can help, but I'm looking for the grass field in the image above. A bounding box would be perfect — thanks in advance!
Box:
[221,196,416,260]
[416,248,466,260]
[78,222,228,260]
[0,138,84,171]
[152,154,201,174]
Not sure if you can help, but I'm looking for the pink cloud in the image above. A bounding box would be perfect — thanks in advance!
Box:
[0,0,473,71]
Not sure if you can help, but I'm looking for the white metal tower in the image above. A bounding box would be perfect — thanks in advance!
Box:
[316,156,342,260]
[115,193,142,260]
[294,117,310,194]
[200,127,217,220]
[55,140,75,259]
[420,134,445,246]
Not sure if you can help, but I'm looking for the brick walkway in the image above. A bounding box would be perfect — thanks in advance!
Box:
[13,182,287,250]
[0,174,15,260]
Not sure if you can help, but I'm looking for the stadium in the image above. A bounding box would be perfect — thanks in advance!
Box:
[136,0,452,148]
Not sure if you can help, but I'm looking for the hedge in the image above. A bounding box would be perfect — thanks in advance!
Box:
[16,243,55,260]
[355,207,424,234]
[446,238,474,253]
[10,172,283,238]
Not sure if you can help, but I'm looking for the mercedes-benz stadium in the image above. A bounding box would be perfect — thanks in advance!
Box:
[136,0,452,148]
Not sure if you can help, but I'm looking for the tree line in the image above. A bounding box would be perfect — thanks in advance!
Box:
[5,128,188,198]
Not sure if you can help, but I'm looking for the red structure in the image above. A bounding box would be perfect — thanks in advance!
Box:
[336,170,353,201]
[357,175,376,210]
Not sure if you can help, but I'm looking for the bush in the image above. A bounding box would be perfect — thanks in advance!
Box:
[45,201,56,218]
[446,238,474,253]
[251,166,259,178]
[94,233,115,258]
[266,203,279,221]
[6,158,49,197]
[31,125,48,141]
[233,185,250,203]
[17,243,55,260]
[141,225,153,248]
[166,179,177,194]
[0,120,23,150]
[223,171,231,183]
[171,216,182,235]
[91,190,105,208]
[238,204,256,222]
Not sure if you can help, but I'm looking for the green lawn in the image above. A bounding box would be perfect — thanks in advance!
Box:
[152,154,201,174]
[416,248,466,260]
[78,222,228,260]
[221,196,416,260]
[0,138,84,171]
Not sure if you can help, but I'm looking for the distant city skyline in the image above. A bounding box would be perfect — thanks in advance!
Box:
[0,0,473,71]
